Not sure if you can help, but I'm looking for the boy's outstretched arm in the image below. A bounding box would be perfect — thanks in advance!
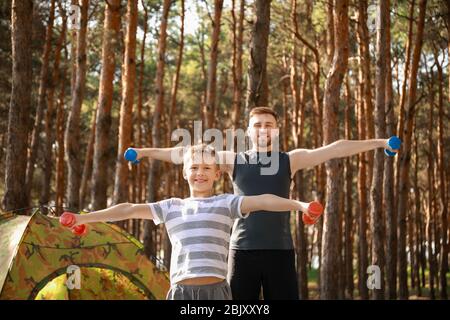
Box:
[289,139,398,174]
[240,194,311,214]
[71,203,154,226]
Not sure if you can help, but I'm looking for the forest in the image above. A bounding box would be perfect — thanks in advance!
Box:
[0,0,448,300]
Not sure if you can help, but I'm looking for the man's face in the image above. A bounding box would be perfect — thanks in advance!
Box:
[183,153,221,193]
[247,113,279,149]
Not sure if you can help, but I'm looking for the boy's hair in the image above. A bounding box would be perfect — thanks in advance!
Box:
[183,143,218,171]
[249,106,279,123]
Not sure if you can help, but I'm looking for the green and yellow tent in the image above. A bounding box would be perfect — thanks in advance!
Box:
[0,209,170,300]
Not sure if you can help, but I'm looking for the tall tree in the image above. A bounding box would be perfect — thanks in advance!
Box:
[55,69,67,213]
[343,74,354,299]
[320,0,349,300]
[168,0,185,139]
[397,0,427,300]
[290,0,308,299]
[434,47,448,300]
[79,115,96,209]
[26,0,55,204]
[91,0,121,210]
[2,0,33,211]
[65,0,89,210]
[135,0,149,206]
[356,0,374,190]
[369,0,389,300]
[355,10,369,299]
[230,0,245,129]
[246,0,271,111]
[204,0,224,129]
[383,0,397,300]
[143,0,171,259]
[41,3,68,206]
[113,0,138,205]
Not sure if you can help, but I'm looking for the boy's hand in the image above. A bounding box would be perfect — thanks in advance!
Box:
[60,212,88,236]
[60,212,83,227]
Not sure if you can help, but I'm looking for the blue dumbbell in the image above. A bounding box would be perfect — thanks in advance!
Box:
[384,136,401,157]
[124,148,140,164]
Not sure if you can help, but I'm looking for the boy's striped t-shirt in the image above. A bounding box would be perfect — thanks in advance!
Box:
[148,194,246,284]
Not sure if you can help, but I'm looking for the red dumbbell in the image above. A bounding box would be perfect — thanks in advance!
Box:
[302,201,324,225]
[308,201,324,218]
[60,212,88,236]
[302,212,317,225]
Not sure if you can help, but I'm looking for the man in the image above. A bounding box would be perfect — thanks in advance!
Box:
[131,107,398,299]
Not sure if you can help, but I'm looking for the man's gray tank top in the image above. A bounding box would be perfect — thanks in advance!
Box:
[230,150,294,250]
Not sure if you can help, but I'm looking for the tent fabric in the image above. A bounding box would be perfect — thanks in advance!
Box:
[0,210,170,300]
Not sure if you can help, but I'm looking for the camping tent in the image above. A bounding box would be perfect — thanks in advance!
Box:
[0,209,170,300]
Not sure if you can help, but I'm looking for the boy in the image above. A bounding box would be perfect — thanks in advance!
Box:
[60,144,321,300]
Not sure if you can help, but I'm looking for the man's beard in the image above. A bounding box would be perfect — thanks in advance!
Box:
[257,136,272,148]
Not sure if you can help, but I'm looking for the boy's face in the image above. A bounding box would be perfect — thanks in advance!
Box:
[183,153,221,194]
[247,113,279,149]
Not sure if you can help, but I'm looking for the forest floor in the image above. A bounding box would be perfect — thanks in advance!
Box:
[307,267,449,300]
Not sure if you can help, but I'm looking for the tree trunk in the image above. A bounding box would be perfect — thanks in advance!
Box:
[165,0,185,266]
[41,6,67,206]
[396,0,415,148]
[357,57,369,300]
[231,0,244,129]
[369,0,388,299]
[65,0,89,210]
[144,0,171,260]
[135,0,149,207]
[426,100,435,299]
[320,0,348,300]
[246,0,271,111]
[383,0,397,300]
[290,0,308,299]
[291,6,324,288]
[55,67,67,214]
[168,0,185,140]
[344,75,354,299]
[79,115,96,209]
[413,128,421,296]
[434,48,448,300]
[26,0,55,204]
[397,0,427,300]
[326,0,334,62]
[356,0,374,193]
[204,0,224,129]
[113,0,138,205]
[2,0,33,211]
[91,0,121,210]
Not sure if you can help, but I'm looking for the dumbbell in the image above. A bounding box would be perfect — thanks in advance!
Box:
[384,136,401,157]
[124,148,140,164]
[302,201,324,225]
[60,212,88,236]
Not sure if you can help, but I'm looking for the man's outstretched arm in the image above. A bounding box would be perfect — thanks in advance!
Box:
[289,139,398,175]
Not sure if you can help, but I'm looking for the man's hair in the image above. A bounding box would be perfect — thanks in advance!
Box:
[183,143,218,171]
[249,106,279,122]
